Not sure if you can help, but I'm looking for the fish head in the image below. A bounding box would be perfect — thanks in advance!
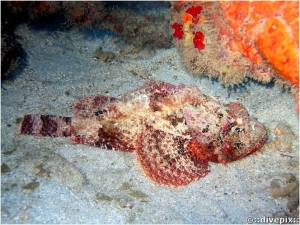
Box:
[183,101,268,164]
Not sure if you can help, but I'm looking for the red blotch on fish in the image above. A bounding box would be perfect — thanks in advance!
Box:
[18,81,268,187]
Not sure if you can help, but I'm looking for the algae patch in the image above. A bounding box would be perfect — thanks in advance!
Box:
[2,150,15,156]
[95,193,113,202]
[35,163,51,179]
[22,179,40,191]
[119,182,148,199]
[14,117,23,124]
[1,163,11,173]
[120,182,131,191]
[129,189,148,199]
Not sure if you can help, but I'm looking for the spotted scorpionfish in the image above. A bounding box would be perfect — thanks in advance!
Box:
[19,80,268,187]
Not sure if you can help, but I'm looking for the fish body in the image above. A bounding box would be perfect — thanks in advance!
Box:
[19,80,268,186]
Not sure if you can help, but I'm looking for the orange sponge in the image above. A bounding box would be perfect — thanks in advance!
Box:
[220,1,299,86]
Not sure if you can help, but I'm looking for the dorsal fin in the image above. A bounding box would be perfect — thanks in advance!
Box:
[73,94,117,119]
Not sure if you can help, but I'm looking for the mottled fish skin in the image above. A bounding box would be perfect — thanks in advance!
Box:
[19,80,268,186]
[19,115,74,137]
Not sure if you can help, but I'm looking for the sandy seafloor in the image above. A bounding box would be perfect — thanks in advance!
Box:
[1,20,299,224]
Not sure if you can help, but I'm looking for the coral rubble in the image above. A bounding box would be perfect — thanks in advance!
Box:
[268,173,299,215]
[6,1,172,49]
[1,33,22,79]
[19,81,268,187]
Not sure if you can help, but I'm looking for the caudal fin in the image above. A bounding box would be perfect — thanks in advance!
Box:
[19,115,74,137]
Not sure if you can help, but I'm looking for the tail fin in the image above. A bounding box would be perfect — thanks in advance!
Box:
[18,115,74,137]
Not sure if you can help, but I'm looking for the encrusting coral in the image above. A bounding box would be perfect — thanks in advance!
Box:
[170,1,299,96]
[171,2,257,85]
[19,81,268,187]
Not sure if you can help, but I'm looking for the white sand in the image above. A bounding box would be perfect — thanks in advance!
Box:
[1,22,298,223]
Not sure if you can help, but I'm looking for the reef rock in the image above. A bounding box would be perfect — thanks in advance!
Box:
[19,80,268,187]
